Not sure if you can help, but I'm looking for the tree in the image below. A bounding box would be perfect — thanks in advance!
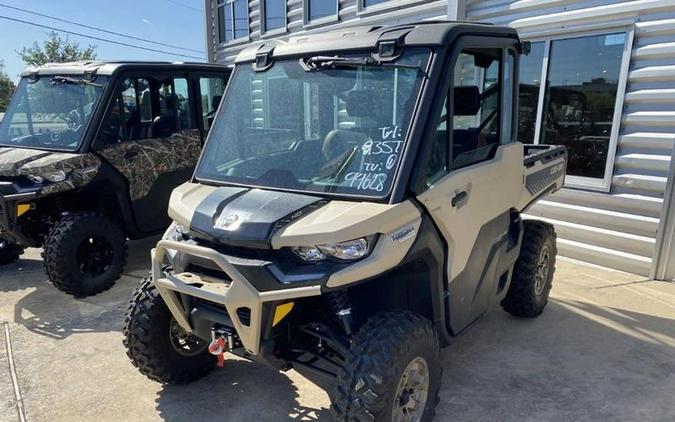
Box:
[17,31,97,67]
[0,61,15,112]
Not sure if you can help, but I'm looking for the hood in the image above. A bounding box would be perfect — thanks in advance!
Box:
[168,182,422,251]
[0,146,101,194]
[169,183,325,250]
[0,147,80,176]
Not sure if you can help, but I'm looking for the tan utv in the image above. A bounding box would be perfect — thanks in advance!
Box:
[123,21,567,421]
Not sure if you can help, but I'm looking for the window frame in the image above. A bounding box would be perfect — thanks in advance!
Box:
[422,40,517,187]
[302,0,338,28]
[521,27,634,192]
[195,72,230,134]
[357,0,427,16]
[217,0,250,46]
[260,0,287,37]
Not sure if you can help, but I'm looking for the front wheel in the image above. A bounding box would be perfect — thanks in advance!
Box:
[123,277,216,384]
[332,312,442,422]
[0,239,24,265]
[501,220,557,318]
[42,212,127,297]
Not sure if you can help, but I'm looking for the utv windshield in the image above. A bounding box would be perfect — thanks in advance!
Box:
[195,49,430,198]
[0,75,108,151]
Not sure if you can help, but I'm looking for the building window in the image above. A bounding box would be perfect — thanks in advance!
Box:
[262,0,285,33]
[363,0,390,7]
[217,0,249,43]
[305,0,337,22]
[518,31,631,190]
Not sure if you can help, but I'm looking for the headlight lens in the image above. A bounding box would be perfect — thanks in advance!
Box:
[292,237,372,262]
[26,170,68,184]
[44,170,67,183]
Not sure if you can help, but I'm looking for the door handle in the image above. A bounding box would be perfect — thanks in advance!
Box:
[451,191,468,207]
[124,150,139,160]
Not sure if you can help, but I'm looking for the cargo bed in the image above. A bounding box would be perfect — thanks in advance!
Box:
[519,144,568,211]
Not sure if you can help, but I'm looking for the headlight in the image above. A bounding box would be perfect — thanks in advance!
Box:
[26,170,68,184]
[44,170,67,183]
[292,237,373,262]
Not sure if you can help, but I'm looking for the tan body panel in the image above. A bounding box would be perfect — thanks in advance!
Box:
[272,200,422,288]
[518,155,567,210]
[168,182,218,227]
[417,143,523,281]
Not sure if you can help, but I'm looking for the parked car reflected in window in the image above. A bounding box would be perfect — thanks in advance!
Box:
[539,33,626,179]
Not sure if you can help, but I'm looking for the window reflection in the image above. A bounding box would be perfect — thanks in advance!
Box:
[218,0,248,42]
[308,0,336,21]
[518,41,544,144]
[264,0,285,32]
[540,33,625,179]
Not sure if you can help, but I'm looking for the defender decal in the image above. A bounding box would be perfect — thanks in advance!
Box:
[391,226,416,243]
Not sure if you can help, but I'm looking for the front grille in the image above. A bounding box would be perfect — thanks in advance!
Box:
[194,237,273,260]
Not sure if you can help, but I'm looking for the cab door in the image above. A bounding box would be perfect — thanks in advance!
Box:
[94,73,201,233]
[417,42,523,334]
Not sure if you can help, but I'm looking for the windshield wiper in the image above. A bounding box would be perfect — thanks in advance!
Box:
[50,76,103,87]
[301,56,420,72]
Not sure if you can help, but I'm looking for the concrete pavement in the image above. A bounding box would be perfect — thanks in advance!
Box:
[1,239,674,421]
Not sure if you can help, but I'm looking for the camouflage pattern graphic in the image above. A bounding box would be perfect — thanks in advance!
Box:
[0,147,101,195]
[98,129,201,201]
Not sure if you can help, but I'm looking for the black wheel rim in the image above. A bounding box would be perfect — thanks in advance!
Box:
[76,235,114,277]
[169,318,208,357]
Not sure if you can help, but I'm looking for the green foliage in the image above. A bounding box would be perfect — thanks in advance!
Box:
[17,31,97,67]
[0,61,15,112]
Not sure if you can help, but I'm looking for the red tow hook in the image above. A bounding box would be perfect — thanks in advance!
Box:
[208,337,227,367]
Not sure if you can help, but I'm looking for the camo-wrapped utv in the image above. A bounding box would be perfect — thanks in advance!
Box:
[0,61,229,296]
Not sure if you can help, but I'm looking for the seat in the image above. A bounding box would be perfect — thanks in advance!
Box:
[148,115,176,138]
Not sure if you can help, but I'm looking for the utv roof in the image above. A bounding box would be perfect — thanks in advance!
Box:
[20,61,229,78]
[236,20,519,63]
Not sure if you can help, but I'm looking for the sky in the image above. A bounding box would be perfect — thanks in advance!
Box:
[0,0,206,81]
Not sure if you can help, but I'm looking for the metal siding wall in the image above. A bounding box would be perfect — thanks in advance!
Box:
[468,0,675,275]
[207,0,448,65]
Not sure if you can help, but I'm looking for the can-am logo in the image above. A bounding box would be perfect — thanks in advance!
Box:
[214,213,239,231]
[391,226,415,243]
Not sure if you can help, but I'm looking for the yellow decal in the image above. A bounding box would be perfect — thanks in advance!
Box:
[272,302,295,327]
[16,204,31,217]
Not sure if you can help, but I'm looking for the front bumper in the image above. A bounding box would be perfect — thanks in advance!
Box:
[0,188,39,244]
[152,239,322,355]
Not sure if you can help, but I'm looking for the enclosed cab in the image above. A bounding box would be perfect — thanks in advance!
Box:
[123,22,566,421]
[0,61,230,296]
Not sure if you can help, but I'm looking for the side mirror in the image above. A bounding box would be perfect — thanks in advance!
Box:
[516,41,532,56]
[453,86,481,116]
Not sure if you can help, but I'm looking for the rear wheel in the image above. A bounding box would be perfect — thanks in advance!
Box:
[123,277,216,384]
[332,312,442,422]
[0,239,23,265]
[502,220,556,318]
[43,212,127,297]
